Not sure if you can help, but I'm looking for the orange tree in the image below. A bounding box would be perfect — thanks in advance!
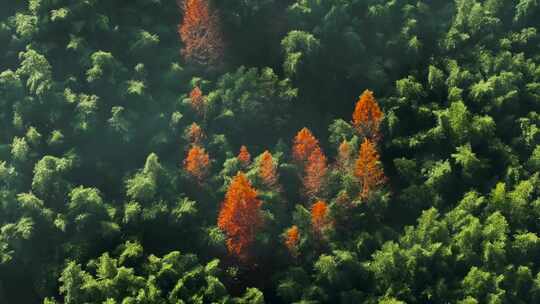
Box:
[303,147,328,199]
[184,145,210,181]
[284,225,300,257]
[178,0,224,65]
[354,138,386,199]
[189,86,205,115]
[259,150,279,189]
[217,172,263,261]
[311,200,329,235]
[292,127,320,166]
[352,89,383,140]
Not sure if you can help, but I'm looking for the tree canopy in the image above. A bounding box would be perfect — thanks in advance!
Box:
[1,0,540,303]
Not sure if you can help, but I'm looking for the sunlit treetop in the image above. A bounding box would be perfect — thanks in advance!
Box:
[352,90,383,140]
[217,172,263,261]
[311,200,329,235]
[292,127,320,166]
[184,145,210,182]
[178,0,224,65]
[355,138,386,200]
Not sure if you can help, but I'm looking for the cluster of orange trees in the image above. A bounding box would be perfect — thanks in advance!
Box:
[177,0,387,263]
[183,89,386,261]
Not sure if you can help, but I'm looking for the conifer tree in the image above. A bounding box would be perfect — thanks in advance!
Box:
[355,139,386,199]
[303,147,328,199]
[178,0,224,65]
[184,145,210,181]
[352,90,383,140]
[218,172,263,261]
[259,150,279,189]
[292,127,320,166]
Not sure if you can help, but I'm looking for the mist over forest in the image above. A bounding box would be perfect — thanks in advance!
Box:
[1,0,540,303]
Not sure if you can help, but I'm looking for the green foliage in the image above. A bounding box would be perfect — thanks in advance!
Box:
[515,0,539,23]
[461,267,505,303]
[1,0,540,303]
[67,186,117,237]
[528,145,540,170]
[396,76,425,100]
[328,119,355,146]
[10,136,29,162]
[130,30,159,53]
[16,48,52,96]
[428,65,445,91]
[108,106,133,141]
[31,155,72,202]
[282,30,321,77]
[86,51,122,83]
[452,144,485,180]
[55,245,262,304]
[444,101,472,144]
[208,66,297,143]
[125,153,162,202]
[73,94,99,133]
[14,13,37,39]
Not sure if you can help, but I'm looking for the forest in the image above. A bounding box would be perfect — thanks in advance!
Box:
[1,0,540,303]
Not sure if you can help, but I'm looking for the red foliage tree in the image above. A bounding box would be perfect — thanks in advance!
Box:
[303,147,328,199]
[237,145,251,168]
[284,225,300,257]
[311,201,329,234]
[178,0,224,65]
[352,90,383,140]
[292,127,320,166]
[189,86,205,115]
[187,122,204,145]
[354,139,386,199]
[218,172,263,261]
[259,150,279,189]
[184,145,210,181]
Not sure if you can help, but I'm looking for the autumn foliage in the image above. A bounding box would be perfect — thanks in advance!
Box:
[284,225,300,257]
[237,145,251,167]
[311,201,329,234]
[303,147,328,199]
[189,86,205,115]
[187,122,204,144]
[355,139,386,199]
[178,0,224,65]
[259,150,279,189]
[292,127,320,166]
[352,90,383,140]
[184,145,210,181]
[218,172,263,261]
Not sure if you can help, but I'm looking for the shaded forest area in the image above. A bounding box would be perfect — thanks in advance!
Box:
[1,0,540,303]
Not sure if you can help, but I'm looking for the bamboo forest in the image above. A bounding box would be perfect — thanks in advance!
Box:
[1,0,540,303]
